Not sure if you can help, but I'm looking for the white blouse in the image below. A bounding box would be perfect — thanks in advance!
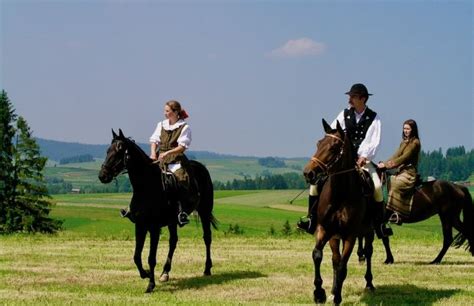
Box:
[149,119,192,149]
[331,107,381,161]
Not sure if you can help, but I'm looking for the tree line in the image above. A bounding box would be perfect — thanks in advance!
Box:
[213,147,473,190]
[1,91,62,233]
[59,154,94,165]
[43,146,473,194]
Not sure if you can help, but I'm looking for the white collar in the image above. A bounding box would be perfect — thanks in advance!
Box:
[162,119,186,130]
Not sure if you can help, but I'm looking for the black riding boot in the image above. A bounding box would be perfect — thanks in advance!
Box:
[297,195,319,234]
[374,201,392,238]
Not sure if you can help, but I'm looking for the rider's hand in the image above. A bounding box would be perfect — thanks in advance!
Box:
[158,152,168,161]
[150,153,158,160]
[357,156,367,167]
[378,162,386,168]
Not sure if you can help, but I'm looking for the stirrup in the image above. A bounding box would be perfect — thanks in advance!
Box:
[388,212,402,225]
[178,211,190,226]
[376,223,393,238]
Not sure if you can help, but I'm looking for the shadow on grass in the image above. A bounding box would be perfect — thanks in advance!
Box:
[163,270,266,291]
[360,284,460,305]
[387,260,474,266]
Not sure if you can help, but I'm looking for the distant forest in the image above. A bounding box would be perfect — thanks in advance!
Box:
[215,146,473,190]
[45,145,473,194]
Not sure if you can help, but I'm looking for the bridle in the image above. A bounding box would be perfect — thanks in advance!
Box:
[309,133,345,173]
[101,140,130,178]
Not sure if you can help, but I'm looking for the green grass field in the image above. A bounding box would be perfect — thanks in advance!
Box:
[1,190,473,305]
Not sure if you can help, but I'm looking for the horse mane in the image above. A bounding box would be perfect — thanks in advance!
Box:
[122,137,153,164]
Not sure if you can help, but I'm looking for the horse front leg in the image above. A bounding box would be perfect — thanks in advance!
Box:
[160,224,178,282]
[431,220,453,264]
[313,228,328,304]
[329,238,341,297]
[134,224,149,279]
[145,225,160,293]
[332,236,356,305]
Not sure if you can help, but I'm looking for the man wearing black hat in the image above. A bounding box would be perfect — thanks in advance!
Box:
[298,83,391,238]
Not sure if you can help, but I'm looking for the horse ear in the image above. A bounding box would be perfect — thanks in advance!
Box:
[118,129,124,138]
[322,119,332,133]
[336,120,344,136]
[112,129,118,139]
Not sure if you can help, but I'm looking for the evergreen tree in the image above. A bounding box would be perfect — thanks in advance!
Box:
[0,90,17,231]
[7,117,63,233]
[0,90,62,233]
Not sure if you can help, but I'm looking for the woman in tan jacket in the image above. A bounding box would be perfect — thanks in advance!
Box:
[378,119,421,224]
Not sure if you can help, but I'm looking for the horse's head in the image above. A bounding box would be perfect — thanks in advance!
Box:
[303,119,345,184]
[98,129,129,183]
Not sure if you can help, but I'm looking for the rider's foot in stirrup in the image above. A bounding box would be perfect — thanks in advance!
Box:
[120,208,129,218]
[120,207,136,223]
[178,212,190,226]
[377,223,393,238]
[297,216,315,234]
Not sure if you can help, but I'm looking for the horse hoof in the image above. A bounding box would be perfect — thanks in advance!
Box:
[159,273,169,282]
[313,288,326,303]
[328,294,342,305]
[203,270,211,276]
[358,255,366,263]
[429,260,441,265]
[365,284,376,292]
[145,283,155,293]
[384,258,394,264]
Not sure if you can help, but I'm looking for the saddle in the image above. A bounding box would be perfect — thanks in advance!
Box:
[359,168,374,197]
[162,171,179,194]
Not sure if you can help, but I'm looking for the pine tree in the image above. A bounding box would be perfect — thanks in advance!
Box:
[0,90,62,233]
[0,90,17,231]
[8,116,63,233]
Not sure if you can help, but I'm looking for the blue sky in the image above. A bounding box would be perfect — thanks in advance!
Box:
[1,0,472,158]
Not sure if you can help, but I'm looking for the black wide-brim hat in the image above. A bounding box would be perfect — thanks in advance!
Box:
[345,83,373,96]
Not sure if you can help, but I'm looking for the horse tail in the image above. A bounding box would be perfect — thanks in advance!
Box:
[190,159,219,230]
[209,213,219,230]
[452,186,474,256]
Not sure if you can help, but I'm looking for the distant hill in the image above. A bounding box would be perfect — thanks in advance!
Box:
[35,138,268,162]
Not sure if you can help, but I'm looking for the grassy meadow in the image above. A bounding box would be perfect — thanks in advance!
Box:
[1,190,473,305]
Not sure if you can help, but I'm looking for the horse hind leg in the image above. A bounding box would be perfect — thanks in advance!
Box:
[356,236,366,263]
[201,214,213,276]
[382,236,394,264]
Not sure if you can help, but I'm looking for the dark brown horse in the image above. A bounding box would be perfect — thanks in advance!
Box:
[358,171,474,265]
[303,119,376,305]
[98,129,217,293]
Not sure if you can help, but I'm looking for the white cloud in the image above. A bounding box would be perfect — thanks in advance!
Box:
[268,38,326,58]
